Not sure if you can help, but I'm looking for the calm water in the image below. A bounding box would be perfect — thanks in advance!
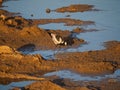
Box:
[44,69,120,81]
[0,81,34,90]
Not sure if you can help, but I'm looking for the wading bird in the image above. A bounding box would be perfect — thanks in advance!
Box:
[50,33,67,46]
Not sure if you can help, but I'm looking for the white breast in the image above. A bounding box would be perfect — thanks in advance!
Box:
[51,33,63,45]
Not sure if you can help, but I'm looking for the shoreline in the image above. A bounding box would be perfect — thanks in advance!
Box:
[0,1,120,90]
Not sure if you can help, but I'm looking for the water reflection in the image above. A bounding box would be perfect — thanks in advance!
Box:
[29,50,56,59]
[44,69,120,81]
[0,81,34,90]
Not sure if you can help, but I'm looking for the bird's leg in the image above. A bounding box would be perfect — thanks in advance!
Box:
[53,45,60,60]
[54,45,61,72]
[56,45,61,55]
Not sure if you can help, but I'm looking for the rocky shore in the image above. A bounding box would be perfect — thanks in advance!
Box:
[0,2,120,90]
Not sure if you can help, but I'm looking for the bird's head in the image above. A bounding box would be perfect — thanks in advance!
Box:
[64,42,67,46]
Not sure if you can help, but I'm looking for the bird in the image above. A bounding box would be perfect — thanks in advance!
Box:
[50,33,67,46]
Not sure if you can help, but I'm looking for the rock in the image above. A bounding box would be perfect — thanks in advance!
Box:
[0,46,14,54]
[0,72,44,80]
[12,87,21,90]
[46,8,51,13]
[65,14,70,17]
[0,14,6,20]
[6,19,13,25]
[31,14,33,17]
[80,87,90,90]
[17,44,35,53]
[0,0,3,3]
[72,27,84,33]
[24,81,66,90]
[0,45,46,74]
[108,78,117,83]
[55,4,94,13]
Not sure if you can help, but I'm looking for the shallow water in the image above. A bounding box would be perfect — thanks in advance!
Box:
[0,81,34,90]
[29,50,56,59]
[44,69,120,81]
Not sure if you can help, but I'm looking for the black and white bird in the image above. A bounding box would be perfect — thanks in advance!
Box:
[50,33,67,46]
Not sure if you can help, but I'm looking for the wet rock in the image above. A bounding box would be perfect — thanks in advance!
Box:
[51,78,83,90]
[0,13,32,29]
[72,27,84,33]
[0,9,20,17]
[0,45,15,54]
[0,0,3,4]
[33,18,94,26]
[0,17,85,50]
[12,87,21,90]
[52,78,66,87]
[0,46,47,74]
[0,24,55,49]
[65,14,70,17]
[46,8,51,13]
[80,87,90,90]
[30,14,33,17]
[108,78,117,83]
[0,0,3,2]
[0,14,6,20]
[0,72,44,81]
[5,18,18,27]
[6,16,32,29]
[24,81,66,90]
[0,9,8,14]
[55,4,94,13]
[72,27,98,34]
[54,40,120,74]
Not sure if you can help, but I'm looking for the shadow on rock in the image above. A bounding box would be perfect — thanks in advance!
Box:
[17,44,35,54]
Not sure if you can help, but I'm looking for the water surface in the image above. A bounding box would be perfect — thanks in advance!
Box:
[44,69,120,81]
[0,81,34,90]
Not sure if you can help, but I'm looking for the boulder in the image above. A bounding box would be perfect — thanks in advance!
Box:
[0,46,14,54]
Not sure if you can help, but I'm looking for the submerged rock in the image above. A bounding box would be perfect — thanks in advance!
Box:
[0,0,3,3]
